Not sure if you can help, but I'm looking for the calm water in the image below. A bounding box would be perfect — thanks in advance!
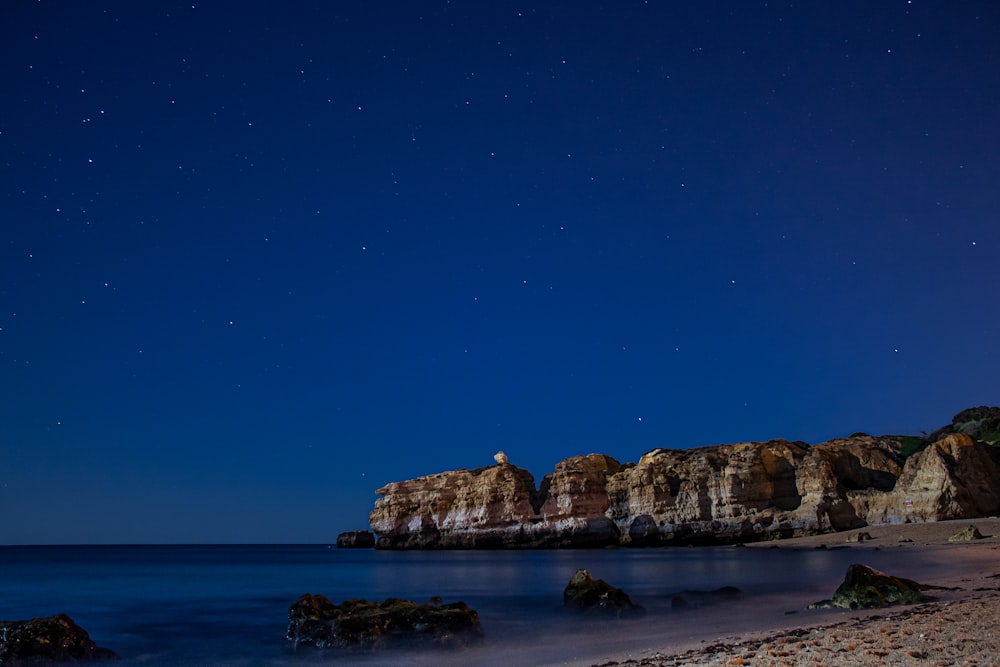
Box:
[0,543,927,666]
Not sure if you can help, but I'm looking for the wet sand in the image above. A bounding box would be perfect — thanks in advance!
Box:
[574,518,1000,667]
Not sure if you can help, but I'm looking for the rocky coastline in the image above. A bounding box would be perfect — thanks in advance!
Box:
[582,519,1000,667]
[369,407,1000,549]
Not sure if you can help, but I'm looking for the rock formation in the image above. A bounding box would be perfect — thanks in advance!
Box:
[336,530,375,548]
[929,406,1000,444]
[810,564,934,609]
[368,421,1000,548]
[0,614,118,664]
[562,569,644,616]
[948,524,985,542]
[286,593,482,650]
[850,433,1000,524]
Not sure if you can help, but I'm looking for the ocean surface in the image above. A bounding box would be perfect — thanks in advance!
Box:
[0,543,934,666]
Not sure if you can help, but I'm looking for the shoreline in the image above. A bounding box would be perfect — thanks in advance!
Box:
[571,517,1000,667]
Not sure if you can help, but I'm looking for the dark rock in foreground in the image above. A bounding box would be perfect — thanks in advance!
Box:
[811,564,933,609]
[671,586,745,609]
[286,593,482,650]
[337,530,376,548]
[0,614,118,664]
[563,569,644,616]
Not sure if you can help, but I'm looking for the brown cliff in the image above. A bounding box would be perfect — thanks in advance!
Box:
[368,433,1000,549]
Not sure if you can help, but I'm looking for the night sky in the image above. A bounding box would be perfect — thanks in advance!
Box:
[3,2,998,544]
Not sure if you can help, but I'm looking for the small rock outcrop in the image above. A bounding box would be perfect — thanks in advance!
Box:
[0,614,118,664]
[811,564,931,609]
[929,406,1000,444]
[948,525,985,542]
[845,531,873,543]
[336,530,376,548]
[562,569,643,616]
[286,593,482,650]
[367,407,1000,548]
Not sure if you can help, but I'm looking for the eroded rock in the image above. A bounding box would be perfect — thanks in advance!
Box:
[0,614,118,664]
[336,530,376,548]
[857,434,1000,523]
[562,569,644,616]
[286,593,482,650]
[367,412,1000,548]
[811,564,931,609]
[948,525,985,542]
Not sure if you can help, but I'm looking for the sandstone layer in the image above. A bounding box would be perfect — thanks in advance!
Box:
[368,432,1000,549]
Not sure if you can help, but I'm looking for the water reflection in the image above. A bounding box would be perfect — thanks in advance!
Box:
[0,544,961,667]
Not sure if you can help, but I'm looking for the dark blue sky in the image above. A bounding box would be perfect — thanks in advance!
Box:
[3,1,998,544]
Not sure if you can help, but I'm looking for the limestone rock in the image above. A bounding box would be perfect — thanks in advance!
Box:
[0,614,118,664]
[286,593,482,650]
[857,433,1000,523]
[606,438,894,544]
[369,456,622,548]
[493,451,508,464]
[367,422,1000,548]
[369,463,541,548]
[562,569,643,616]
[336,530,375,548]
[608,439,806,544]
[811,564,931,609]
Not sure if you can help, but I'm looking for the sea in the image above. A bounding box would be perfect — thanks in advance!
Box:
[0,543,942,666]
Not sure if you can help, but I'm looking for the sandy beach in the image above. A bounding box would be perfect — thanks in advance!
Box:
[580,518,1000,667]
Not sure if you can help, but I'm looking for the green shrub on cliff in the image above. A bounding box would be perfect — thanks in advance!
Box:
[927,405,1000,445]
[898,435,929,458]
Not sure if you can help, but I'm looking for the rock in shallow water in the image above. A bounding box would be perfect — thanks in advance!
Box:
[562,569,644,616]
[286,593,483,650]
[811,563,933,609]
[336,530,376,548]
[0,613,118,664]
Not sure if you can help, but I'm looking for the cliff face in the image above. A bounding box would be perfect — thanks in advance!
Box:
[368,435,1000,549]
[369,463,540,548]
[370,454,625,548]
[849,433,1000,524]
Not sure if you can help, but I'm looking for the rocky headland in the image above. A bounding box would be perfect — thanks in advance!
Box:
[369,407,1000,549]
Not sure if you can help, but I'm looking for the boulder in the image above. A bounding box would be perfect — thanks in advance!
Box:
[845,531,873,543]
[0,613,118,664]
[336,530,376,548]
[286,593,482,650]
[562,569,644,616]
[811,564,931,609]
[948,525,985,542]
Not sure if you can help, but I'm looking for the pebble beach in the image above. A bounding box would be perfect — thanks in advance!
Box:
[586,519,1000,667]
